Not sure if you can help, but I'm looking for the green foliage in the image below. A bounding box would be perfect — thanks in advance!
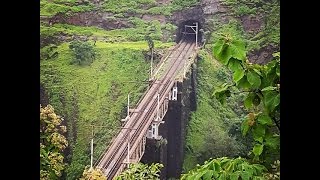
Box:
[115,163,163,180]
[40,0,94,17]
[213,0,279,51]
[183,50,251,172]
[101,0,199,15]
[41,44,59,60]
[181,157,267,180]
[147,6,173,16]
[212,34,280,167]
[69,40,97,65]
[263,160,280,179]
[172,0,199,8]
[41,19,176,43]
[40,104,68,180]
[210,20,246,46]
[80,167,106,180]
[102,0,156,14]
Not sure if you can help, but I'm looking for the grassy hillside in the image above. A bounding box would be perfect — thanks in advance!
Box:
[40,0,200,17]
[40,41,173,179]
[183,49,252,172]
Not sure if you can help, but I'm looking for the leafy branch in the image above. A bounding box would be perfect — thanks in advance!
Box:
[212,33,280,164]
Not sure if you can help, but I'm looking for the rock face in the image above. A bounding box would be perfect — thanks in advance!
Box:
[248,44,279,65]
[142,14,166,25]
[240,15,263,33]
[202,0,227,15]
[171,7,205,26]
[50,12,133,30]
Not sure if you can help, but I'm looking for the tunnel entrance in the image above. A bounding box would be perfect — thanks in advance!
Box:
[176,20,203,44]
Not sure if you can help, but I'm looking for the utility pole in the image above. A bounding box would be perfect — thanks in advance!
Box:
[195,22,198,48]
[90,125,94,170]
[120,127,137,168]
[183,22,198,47]
[150,48,153,80]
[127,93,130,117]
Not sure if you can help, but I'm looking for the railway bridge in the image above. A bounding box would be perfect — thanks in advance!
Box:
[95,22,201,179]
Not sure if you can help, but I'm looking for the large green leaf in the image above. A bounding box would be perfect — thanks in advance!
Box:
[237,75,251,89]
[213,39,225,57]
[265,134,280,149]
[240,171,250,180]
[228,58,242,72]
[257,114,273,125]
[218,171,227,180]
[233,68,245,83]
[263,91,280,112]
[214,161,221,172]
[241,118,250,136]
[229,172,240,180]
[253,164,267,174]
[229,40,246,61]
[215,43,233,65]
[194,169,209,179]
[213,38,246,65]
[244,93,255,109]
[253,144,264,156]
[247,70,261,88]
[252,124,266,141]
[202,170,214,180]
[228,58,245,82]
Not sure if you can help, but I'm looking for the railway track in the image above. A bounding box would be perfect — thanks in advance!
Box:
[96,41,196,179]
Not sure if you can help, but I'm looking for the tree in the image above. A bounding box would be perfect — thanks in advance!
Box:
[212,33,280,167]
[115,163,163,180]
[69,40,97,65]
[40,105,68,180]
[181,157,267,179]
[145,35,154,79]
[80,166,106,180]
[182,33,280,179]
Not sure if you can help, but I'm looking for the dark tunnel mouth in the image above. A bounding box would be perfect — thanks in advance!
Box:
[176,20,203,44]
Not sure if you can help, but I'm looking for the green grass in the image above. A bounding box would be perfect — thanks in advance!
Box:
[102,0,156,14]
[183,50,249,172]
[40,41,174,179]
[40,0,94,17]
[41,20,177,43]
[40,0,200,18]
[101,0,199,16]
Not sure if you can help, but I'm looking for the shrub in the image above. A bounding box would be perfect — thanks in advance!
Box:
[69,40,97,65]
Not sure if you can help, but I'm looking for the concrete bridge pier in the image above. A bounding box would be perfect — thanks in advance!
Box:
[141,61,198,179]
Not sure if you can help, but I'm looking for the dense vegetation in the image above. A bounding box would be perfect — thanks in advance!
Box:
[208,0,279,53]
[40,105,68,180]
[40,0,200,17]
[115,163,163,180]
[183,49,252,172]
[181,31,280,179]
[212,34,280,167]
